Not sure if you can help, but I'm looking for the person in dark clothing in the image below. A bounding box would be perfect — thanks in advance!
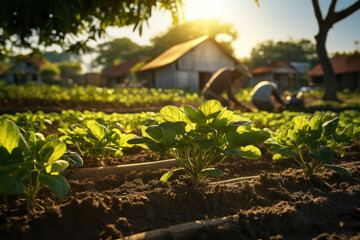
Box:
[202,66,251,111]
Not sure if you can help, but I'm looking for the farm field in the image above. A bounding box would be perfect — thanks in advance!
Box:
[1,85,360,239]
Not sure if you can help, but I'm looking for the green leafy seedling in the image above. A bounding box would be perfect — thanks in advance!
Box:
[129,100,270,185]
[0,119,83,211]
[268,115,358,177]
[59,120,136,166]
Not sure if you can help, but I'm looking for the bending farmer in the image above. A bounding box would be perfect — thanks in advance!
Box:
[202,66,251,111]
[250,81,285,112]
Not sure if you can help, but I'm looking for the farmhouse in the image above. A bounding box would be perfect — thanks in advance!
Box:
[138,35,240,90]
[308,54,360,90]
[4,58,47,84]
[250,61,308,91]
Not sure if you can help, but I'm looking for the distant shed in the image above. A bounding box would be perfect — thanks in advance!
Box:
[101,57,143,87]
[250,61,306,91]
[138,35,239,90]
[308,54,360,90]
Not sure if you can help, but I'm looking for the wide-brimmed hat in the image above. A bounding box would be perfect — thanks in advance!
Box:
[235,64,252,78]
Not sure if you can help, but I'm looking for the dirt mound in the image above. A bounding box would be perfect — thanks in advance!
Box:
[1,161,359,240]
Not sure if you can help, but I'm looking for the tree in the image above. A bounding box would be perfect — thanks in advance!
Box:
[57,61,82,79]
[311,0,360,101]
[250,39,318,69]
[40,63,60,83]
[0,0,183,56]
[148,19,238,59]
[94,38,148,70]
[43,51,80,63]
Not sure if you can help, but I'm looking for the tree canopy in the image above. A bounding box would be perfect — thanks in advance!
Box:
[94,38,148,69]
[0,0,183,56]
[250,39,318,69]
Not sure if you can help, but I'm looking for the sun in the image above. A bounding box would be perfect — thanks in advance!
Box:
[183,0,224,20]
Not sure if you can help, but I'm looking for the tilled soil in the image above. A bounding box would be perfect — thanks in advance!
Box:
[1,144,360,240]
[0,98,172,114]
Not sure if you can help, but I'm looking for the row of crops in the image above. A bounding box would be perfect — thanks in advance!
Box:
[0,82,203,107]
[3,83,360,107]
[1,99,360,211]
[0,83,260,108]
[2,108,359,134]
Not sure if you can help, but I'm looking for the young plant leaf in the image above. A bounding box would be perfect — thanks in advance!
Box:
[183,105,202,122]
[160,106,188,122]
[163,129,176,146]
[40,139,66,164]
[61,151,83,167]
[0,119,21,154]
[201,168,223,177]
[39,174,70,199]
[159,122,186,135]
[309,145,333,164]
[127,136,154,144]
[223,148,241,156]
[145,125,163,141]
[324,164,352,176]
[194,139,216,149]
[227,131,270,147]
[293,116,308,130]
[238,145,261,159]
[271,147,297,161]
[198,100,222,119]
[0,175,25,194]
[87,120,106,139]
[47,160,69,173]
[228,120,252,127]
[323,117,339,136]
[160,168,183,182]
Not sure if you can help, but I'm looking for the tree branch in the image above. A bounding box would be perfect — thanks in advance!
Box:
[326,0,337,19]
[332,0,360,24]
[312,0,323,25]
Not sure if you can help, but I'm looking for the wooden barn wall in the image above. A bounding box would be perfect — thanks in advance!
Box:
[175,71,198,89]
[177,40,235,72]
[155,64,176,89]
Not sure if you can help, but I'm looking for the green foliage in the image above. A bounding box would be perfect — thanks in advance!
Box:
[59,120,136,165]
[129,100,270,185]
[95,38,148,70]
[57,61,82,78]
[40,63,61,83]
[0,84,203,108]
[1,111,53,132]
[268,115,359,176]
[250,38,318,68]
[0,119,83,211]
[0,0,183,55]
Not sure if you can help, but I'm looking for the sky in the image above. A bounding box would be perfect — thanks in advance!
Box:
[104,0,360,59]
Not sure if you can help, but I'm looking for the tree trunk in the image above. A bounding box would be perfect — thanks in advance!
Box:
[315,31,339,101]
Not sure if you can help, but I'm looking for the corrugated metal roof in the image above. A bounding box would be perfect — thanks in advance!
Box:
[252,61,297,74]
[308,54,360,76]
[138,35,239,72]
[102,57,143,78]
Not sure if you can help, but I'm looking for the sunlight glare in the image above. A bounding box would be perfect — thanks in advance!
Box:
[184,0,224,20]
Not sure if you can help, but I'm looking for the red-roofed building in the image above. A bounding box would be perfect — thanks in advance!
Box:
[138,35,242,90]
[250,61,308,91]
[101,57,144,87]
[308,54,360,90]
